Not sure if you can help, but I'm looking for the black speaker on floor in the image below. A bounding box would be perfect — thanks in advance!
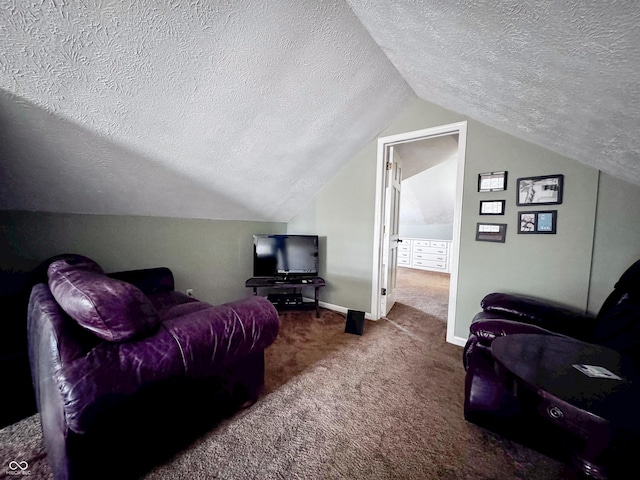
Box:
[345,310,365,336]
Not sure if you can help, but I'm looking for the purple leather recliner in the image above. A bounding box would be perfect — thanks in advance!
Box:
[462,259,640,476]
[28,254,280,480]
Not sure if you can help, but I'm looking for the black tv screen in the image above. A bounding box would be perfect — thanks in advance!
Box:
[253,234,318,277]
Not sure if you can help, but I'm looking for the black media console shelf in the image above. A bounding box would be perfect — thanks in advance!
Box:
[245,277,326,318]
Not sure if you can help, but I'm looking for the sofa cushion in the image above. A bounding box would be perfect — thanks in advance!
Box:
[48,259,160,342]
[159,300,212,320]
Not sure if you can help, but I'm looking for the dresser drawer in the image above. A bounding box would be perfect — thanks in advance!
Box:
[413,259,447,270]
[413,246,447,255]
[413,252,446,262]
[413,240,431,247]
[399,239,452,273]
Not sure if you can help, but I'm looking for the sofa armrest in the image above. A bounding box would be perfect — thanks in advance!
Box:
[480,292,596,338]
[470,313,561,345]
[107,267,174,295]
[464,314,570,370]
[28,284,102,366]
[164,296,280,377]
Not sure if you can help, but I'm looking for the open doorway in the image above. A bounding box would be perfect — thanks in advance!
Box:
[394,133,458,320]
[371,122,467,346]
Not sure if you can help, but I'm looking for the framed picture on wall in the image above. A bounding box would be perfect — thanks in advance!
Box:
[478,171,507,192]
[476,223,507,242]
[518,210,557,234]
[479,200,506,215]
[516,174,564,205]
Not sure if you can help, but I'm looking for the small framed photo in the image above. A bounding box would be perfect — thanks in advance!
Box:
[516,174,563,205]
[478,171,507,192]
[518,210,557,234]
[476,223,507,243]
[479,200,506,215]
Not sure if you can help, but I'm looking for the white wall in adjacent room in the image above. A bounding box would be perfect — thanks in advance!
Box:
[399,152,457,240]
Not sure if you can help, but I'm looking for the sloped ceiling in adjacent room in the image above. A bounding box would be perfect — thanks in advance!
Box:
[394,135,458,180]
[1,1,639,222]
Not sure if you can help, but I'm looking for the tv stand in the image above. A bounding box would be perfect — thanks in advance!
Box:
[245,276,326,317]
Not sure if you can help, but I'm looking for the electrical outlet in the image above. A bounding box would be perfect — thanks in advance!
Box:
[186,289,194,298]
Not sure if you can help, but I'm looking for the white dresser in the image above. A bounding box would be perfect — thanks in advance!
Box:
[397,238,452,273]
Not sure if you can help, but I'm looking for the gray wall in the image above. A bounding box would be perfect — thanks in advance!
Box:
[286,144,378,311]
[456,118,599,339]
[288,97,631,342]
[0,211,285,306]
[589,173,640,313]
[288,99,462,312]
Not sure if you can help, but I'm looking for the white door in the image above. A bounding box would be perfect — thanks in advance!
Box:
[380,146,403,316]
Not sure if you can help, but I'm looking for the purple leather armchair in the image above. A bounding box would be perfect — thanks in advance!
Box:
[28,254,280,480]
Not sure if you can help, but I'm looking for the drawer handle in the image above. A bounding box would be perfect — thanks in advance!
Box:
[548,406,564,419]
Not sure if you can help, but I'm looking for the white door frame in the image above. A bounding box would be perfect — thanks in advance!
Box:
[371,121,468,346]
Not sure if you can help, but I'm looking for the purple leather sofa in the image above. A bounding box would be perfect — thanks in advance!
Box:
[28,254,280,480]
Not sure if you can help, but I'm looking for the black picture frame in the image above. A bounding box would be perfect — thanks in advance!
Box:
[479,200,506,215]
[516,174,564,205]
[476,223,507,243]
[478,171,507,192]
[518,210,557,234]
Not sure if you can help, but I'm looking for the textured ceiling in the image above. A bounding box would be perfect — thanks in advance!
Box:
[2,1,640,223]
[0,0,413,221]
[347,0,640,184]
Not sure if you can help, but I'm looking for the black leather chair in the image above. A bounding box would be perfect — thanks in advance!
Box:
[0,254,84,428]
[0,270,36,428]
[463,259,640,478]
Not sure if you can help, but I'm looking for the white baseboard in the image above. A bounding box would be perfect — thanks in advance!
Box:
[446,334,467,347]
[310,300,463,343]
[316,300,376,320]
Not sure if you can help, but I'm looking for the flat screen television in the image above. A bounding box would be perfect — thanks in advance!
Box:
[253,234,319,278]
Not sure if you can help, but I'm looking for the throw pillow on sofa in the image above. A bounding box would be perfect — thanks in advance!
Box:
[48,259,161,342]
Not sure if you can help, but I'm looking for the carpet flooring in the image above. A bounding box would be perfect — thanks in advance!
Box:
[0,270,576,479]
[394,267,450,321]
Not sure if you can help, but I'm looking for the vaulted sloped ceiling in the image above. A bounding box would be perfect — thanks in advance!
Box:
[347,0,640,183]
[0,0,414,221]
[2,1,639,223]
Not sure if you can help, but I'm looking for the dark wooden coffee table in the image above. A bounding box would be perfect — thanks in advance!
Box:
[492,333,640,479]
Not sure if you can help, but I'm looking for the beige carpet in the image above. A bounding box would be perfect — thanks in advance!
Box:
[395,266,450,321]
[0,271,576,479]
